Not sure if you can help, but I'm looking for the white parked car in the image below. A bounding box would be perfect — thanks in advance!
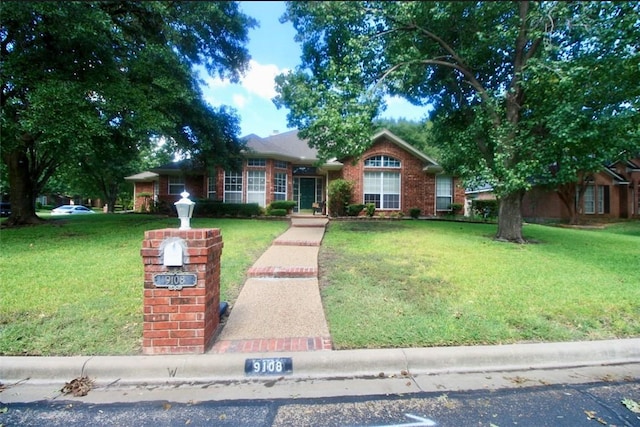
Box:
[51,205,95,215]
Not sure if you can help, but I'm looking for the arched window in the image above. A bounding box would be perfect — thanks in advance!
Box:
[363,156,401,209]
[364,155,401,168]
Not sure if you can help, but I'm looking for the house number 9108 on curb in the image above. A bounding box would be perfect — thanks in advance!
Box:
[245,358,293,376]
[153,273,197,290]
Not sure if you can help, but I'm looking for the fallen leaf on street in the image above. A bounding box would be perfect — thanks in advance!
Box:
[60,376,94,397]
[622,398,640,413]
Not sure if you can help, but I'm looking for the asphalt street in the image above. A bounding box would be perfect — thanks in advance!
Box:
[2,379,638,426]
[2,362,639,426]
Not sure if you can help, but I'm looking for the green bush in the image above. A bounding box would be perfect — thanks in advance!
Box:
[328,179,354,217]
[409,208,421,219]
[365,203,376,217]
[471,199,498,219]
[450,202,464,213]
[346,204,365,216]
[266,208,287,216]
[194,200,262,217]
[269,200,296,211]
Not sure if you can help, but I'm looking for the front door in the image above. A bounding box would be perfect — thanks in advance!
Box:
[299,178,316,210]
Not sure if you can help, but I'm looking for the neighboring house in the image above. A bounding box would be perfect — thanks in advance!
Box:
[125,129,466,216]
[464,158,640,222]
[522,158,640,222]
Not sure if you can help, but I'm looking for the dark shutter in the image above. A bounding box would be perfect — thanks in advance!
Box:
[603,186,610,214]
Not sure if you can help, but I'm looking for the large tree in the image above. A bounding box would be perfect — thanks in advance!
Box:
[1,1,255,225]
[275,1,640,242]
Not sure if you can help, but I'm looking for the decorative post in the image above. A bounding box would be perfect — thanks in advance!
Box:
[141,196,223,354]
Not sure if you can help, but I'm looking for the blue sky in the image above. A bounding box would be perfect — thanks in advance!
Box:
[199,1,429,138]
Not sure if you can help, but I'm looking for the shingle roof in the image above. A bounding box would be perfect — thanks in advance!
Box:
[124,171,158,181]
[243,130,319,162]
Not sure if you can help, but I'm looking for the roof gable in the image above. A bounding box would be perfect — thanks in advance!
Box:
[371,129,439,166]
[369,129,443,173]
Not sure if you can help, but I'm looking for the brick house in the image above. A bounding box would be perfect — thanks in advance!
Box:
[125,129,466,216]
[521,158,640,222]
[464,158,640,222]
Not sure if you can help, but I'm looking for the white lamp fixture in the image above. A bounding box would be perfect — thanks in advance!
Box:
[174,191,195,230]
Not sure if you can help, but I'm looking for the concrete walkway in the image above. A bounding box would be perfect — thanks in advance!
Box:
[209,216,332,353]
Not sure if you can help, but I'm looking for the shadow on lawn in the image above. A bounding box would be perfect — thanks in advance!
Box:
[330,220,408,233]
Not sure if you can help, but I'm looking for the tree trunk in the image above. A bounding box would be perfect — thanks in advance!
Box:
[3,149,44,227]
[556,183,578,225]
[496,190,525,243]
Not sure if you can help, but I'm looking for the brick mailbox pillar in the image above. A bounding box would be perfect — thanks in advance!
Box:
[141,228,223,355]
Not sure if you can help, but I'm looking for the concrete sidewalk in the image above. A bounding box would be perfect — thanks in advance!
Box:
[209,215,332,353]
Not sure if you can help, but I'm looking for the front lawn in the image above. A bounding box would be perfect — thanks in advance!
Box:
[0,215,288,355]
[1,215,638,355]
[319,220,640,349]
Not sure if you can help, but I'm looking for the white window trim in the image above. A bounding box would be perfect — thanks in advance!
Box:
[247,158,266,167]
[583,185,595,214]
[435,175,453,211]
[207,176,216,200]
[363,171,401,210]
[168,176,185,195]
[224,171,243,203]
[364,155,401,168]
[274,172,287,200]
[246,170,266,207]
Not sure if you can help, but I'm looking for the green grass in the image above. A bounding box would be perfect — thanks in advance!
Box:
[0,214,288,355]
[319,220,640,349]
[2,214,638,355]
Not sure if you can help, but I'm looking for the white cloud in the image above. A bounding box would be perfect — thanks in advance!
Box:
[232,94,248,109]
[241,60,287,100]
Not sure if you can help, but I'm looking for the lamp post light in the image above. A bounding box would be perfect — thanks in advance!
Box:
[174,191,195,230]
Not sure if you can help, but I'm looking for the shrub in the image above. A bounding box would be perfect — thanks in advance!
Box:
[450,203,464,214]
[346,204,365,216]
[266,208,287,216]
[269,200,296,212]
[194,200,262,217]
[471,199,498,219]
[266,200,296,216]
[365,203,376,217]
[409,208,421,219]
[328,179,354,217]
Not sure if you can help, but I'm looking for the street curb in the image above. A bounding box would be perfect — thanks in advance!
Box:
[2,338,639,386]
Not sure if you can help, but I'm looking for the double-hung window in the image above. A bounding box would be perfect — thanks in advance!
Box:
[207,170,216,199]
[436,175,453,211]
[363,156,401,209]
[274,172,287,201]
[168,176,185,195]
[224,171,243,203]
[583,185,595,214]
[247,170,266,206]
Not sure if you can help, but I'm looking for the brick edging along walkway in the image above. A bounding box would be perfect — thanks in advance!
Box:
[211,336,333,353]
[246,266,318,278]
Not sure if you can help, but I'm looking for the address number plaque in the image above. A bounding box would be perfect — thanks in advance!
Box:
[153,272,197,290]
[245,357,293,376]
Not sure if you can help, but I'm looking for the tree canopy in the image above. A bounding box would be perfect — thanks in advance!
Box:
[275,1,640,242]
[1,1,256,225]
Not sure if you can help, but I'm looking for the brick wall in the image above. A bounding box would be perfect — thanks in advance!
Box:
[156,174,206,209]
[336,138,465,216]
[133,181,154,212]
[141,228,223,354]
